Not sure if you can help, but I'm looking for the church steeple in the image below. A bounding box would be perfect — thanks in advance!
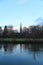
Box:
[20,22,22,33]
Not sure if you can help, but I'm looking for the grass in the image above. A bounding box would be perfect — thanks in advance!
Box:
[0,38,43,42]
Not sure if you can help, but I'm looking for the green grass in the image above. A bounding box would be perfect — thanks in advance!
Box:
[0,38,43,42]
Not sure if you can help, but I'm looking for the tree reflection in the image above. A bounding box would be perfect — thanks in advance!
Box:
[0,43,18,53]
[20,44,23,53]
[3,44,18,53]
[22,43,43,60]
[0,43,43,60]
[4,44,8,52]
[0,44,2,50]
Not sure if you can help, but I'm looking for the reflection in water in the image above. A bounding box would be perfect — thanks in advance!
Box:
[0,44,2,50]
[0,44,17,53]
[22,43,43,60]
[0,43,43,55]
[20,44,23,53]
[0,44,43,53]
[0,43,43,65]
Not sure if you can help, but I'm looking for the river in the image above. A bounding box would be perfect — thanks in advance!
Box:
[0,43,43,65]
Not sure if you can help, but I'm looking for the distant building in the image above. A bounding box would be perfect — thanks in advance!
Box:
[13,30,18,33]
[7,25,13,34]
[7,25,13,30]
[20,23,22,33]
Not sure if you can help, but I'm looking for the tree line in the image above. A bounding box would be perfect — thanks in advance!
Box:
[0,25,43,38]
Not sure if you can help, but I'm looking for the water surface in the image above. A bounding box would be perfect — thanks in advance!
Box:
[0,43,43,65]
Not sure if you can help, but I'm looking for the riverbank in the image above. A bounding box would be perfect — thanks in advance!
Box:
[0,38,43,43]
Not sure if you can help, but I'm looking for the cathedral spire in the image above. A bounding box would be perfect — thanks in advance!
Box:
[20,22,22,33]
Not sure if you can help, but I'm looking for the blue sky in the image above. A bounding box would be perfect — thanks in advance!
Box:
[0,0,43,29]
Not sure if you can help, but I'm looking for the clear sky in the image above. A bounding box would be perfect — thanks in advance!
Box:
[0,0,43,29]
